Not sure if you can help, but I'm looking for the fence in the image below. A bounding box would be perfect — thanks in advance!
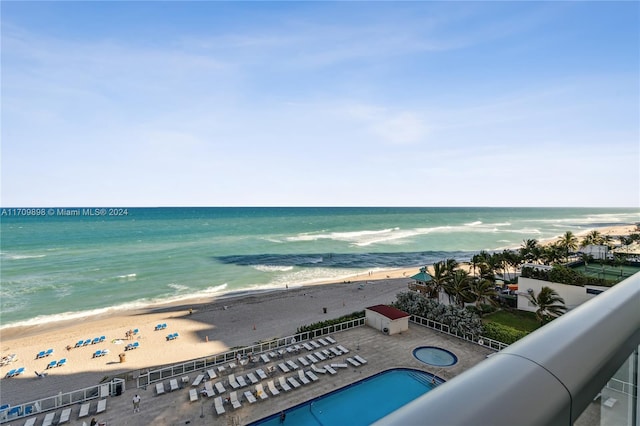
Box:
[135,317,366,388]
[0,378,124,424]
[409,315,509,352]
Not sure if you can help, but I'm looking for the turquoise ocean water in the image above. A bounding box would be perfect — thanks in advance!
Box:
[1,207,638,328]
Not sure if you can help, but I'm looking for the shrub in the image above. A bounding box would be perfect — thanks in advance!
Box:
[296,311,365,334]
[481,321,529,344]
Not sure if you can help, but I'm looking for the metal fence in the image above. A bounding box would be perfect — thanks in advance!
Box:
[0,378,124,424]
[409,315,509,352]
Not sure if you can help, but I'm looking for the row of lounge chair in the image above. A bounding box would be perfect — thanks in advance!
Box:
[6,396,106,426]
[92,349,110,358]
[125,342,140,351]
[35,349,54,359]
[5,367,25,378]
[166,332,180,341]
[74,336,106,347]
[45,358,67,369]
[155,323,168,330]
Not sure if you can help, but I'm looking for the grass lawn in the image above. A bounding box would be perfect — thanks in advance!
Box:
[484,309,540,332]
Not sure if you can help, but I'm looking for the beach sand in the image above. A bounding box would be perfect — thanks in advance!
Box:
[1,223,636,406]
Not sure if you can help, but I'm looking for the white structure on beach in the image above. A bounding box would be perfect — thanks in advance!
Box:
[516,277,609,311]
[365,304,410,335]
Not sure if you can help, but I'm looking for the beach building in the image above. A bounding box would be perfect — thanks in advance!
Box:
[407,267,432,295]
[365,304,410,335]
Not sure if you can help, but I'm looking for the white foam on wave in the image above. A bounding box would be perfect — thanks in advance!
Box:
[116,273,137,279]
[0,283,231,330]
[1,253,47,260]
[465,221,482,226]
[252,265,295,272]
[167,283,190,292]
[286,227,418,247]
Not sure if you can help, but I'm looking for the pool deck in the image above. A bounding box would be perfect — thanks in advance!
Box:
[25,324,493,425]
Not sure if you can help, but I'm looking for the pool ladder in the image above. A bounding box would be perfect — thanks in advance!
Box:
[408,371,439,388]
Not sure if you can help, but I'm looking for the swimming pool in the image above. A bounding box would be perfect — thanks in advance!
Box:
[250,369,441,426]
[413,346,458,367]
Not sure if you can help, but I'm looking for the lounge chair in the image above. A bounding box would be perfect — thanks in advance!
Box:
[311,364,327,374]
[337,344,349,353]
[42,412,55,426]
[98,336,106,343]
[267,380,280,396]
[207,369,217,380]
[326,336,337,344]
[229,391,242,409]
[133,328,139,334]
[321,349,332,358]
[192,374,205,387]
[217,365,226,373]
[306,370,319,382]
[302,342,314,351]
[214,381,226,394]
[228,361,237,369]
[331,363,348,369]
[243,390,257,404]
[93,350,103,358]
[156,382,165,395]
[246,372,259,384]
[604,397,617,408]
[286,360,299,370]
[256,369,268,380]
[255,384,268,400]
[236,375,248,387]
[287,376,301,389]
[324,365,337,375]
[46,360,58,369]
[260,354,270,363]
[170,379,179,391]
[347,357,361,367]
[314,351,326,361]
[354,355,368,364]
[318,338,329,346]
[36,351,46,359]
[214,397,225,415]
[91,337,100,345]
[78,403,90,418]
[307,354,319,363]
[310,340,321,348]
[96,399,106,414]
[58,408,71,424]
[228,374,240,389]
[329,347,342,356]
[82,339,91,346]
[189,389,198,402]
[297,356,309,367]
[56,359,66,367]
[297,370,310,385]
[278,377,292,392]
[74,340,84,348]
[278,363,290,373]
[24,417,37,426]
[204,381,215,397]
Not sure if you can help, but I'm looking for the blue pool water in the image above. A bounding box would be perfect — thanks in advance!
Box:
[413,346,458,367]
[251,369,440,426]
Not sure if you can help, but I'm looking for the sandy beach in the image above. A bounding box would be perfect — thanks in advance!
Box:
[1,223,636,407]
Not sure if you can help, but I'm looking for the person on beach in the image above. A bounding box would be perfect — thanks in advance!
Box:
[133,394,141,412]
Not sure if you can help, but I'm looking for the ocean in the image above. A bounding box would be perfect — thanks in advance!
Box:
[1,207,638,329]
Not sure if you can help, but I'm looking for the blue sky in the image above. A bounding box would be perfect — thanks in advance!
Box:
[2,2,638,207]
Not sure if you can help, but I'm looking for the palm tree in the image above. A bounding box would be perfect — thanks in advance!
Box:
[426,261,449,300]
[520,239,541,264]
[581,230,604,247]
[526,286,567,325]
[468,279,498,309]
[558,231,578,262]
[443,269,472,307]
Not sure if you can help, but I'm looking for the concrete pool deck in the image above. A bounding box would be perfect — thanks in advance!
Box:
[44,323,493,426]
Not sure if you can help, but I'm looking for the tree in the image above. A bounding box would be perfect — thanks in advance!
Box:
[443,269,472,307]
[520,239,541,264]
[426,261,449,300]
[581,230,604,247]
[468,279,498,309]
[558,231,578,262]
[526,286,567,325]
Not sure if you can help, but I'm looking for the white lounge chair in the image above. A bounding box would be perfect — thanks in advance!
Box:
[96,399,106,414]
[331,363,348,369]
[604,398,618,408]
[214,381,226,394]
[287,376,301,388]
[260,354,270,363]
[236,375,248,387]
[310,340,321,348]
[297,357,309,367]
[318,338,329,346]
[286,360,299,370]
[255,383,268,400]
[42,412,55,426]
[278,363,290,373]
[207,369,217,380]
[246,372,259,384]
[307,354,319,363]
[229,391,242,409]
[311,364,327,374]
[297,370,310,385]
[170,379,179,391]
[214,397,225,415]
[329,347,342,356]
[347,357,361,367]
[256,368,268,380]
[204,381,215,397]
[228,374,240,389]
[337,344,349,353]
[267,380,280,396]
[192,374,205,386]
[156,382,165,395]
[354,355,368,364]
[78,403,90,418]
[24,418,37,426]
[326,336,337,344]
[306,370,319,382]
[244,390,257,404]
[302,342,314,351]
[189,388,198,402]
[314,352,326,361]
[278,377,292,392]
[324,365,337,375]
[58,408,71,424]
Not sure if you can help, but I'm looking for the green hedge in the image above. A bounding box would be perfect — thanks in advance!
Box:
[296,311,365,334]
[481,321,529,344]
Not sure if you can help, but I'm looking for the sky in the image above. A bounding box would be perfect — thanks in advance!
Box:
[1,1,638,207]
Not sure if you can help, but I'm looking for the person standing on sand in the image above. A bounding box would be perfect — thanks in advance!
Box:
[133,394,141,413]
